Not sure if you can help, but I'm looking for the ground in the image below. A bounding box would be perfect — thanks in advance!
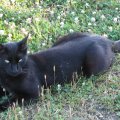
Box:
[0,0,120,120]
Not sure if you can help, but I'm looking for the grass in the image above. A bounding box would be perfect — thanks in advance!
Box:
[0,0,120,119]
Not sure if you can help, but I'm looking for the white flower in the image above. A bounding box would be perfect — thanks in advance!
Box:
[4,20,8,25]
[10,22,16,29]
[71,11,75,15]
[3,88,6,92]
[88,22,92,26]
[88,29,92,32]
[0,30,5,35]
[19,111,23,115]
[101,15,105,20]
[117,16,120,19]
[34,17,40,22]
[11,0,15,3]
[108,26,113,32]
[116,16,119,23]
[8,33,12,37]
[94,23,96,26]
[85,3,89,7]
[82,82,85,86]
[56,4,60,7]
[74,17,78,21]
[27,50,30,54]
[30,9,33,12]
[0,14,3,18]
[60,21,64,28]
[42,42,46,46]
[69,29,74,32]
[7,33,12,41]
[20,28,28,35]
[113,17,118,23]
[57,16,61,19]
[49,37,52,41]
[26,18,32,24]
[92,11,96,14]
[91,17,96,22]
[74,17,79,23]
[39,6,42,9]
[28,33,32,39]
[35,2,39,5]
[81,10,85,13]
[115,8,118,10]
[57,84,61,91]
[67,0,71,3]
[102,33,108,38]
[61,12,66,16]
[50,10,54,15]
[0,8,3,11]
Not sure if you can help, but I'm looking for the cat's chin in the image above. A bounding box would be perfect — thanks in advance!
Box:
[7,72,22,77]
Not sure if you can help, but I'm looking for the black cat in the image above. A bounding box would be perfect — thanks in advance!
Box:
[0,32,120,111]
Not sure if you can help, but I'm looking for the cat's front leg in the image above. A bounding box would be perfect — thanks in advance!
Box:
[0,86,5,98]
[0,94,17,112]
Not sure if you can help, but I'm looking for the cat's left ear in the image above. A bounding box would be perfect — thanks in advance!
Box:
[18,34,29,50]
[0,44,5,53]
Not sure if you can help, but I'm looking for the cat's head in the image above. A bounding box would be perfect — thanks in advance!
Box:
[0,35,29,77]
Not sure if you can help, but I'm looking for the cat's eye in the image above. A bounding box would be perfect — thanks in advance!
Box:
[5,60,10,63]
[18,59,22,63]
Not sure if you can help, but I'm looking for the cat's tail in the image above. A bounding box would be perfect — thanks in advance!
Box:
[112,40,120,53]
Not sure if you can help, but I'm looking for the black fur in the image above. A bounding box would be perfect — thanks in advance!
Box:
[0,32,119,111]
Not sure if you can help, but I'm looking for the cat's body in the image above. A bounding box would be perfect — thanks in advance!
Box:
[0,32,120,111]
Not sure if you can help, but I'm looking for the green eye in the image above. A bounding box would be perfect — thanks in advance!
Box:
[5,60,10,63]
[18,59,22,63]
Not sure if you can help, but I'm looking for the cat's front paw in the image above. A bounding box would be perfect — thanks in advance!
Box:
[0,105,7,112]
[0,102,10,112]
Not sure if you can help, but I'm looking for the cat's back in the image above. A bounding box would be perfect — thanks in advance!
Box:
[53,32,90,46]
[53,32,112,47]
[30,32,114,66]
[32,33,113,59]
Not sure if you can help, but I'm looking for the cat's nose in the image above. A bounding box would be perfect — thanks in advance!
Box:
[11,69,20,76]
[12,65,19,73]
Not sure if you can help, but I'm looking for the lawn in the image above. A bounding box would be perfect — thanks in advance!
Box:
[0,0,120,120]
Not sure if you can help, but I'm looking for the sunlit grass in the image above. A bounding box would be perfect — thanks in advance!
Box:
[0,0,120,119]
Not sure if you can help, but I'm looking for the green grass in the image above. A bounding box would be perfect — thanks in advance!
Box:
[0,0,120,120]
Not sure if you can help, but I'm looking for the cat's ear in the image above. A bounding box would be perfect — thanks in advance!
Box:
[18,34,29,51]
[0,44,5,53]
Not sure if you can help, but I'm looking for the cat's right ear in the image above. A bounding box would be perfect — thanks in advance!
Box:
[18,34,29,51]
[0,44,5,53]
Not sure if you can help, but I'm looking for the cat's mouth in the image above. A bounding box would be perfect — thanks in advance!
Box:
[6,71,22,77]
